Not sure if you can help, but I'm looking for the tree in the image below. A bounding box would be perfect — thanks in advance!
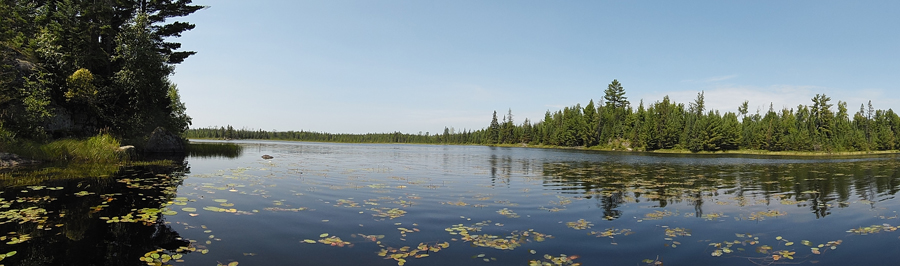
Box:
[522,118,533,144]
[720,112,741,150]
[738,100,749,119]
[690,91,705,116]
[0,0,203,140]
[603,79,628,109]
[685,91,706,151]
[810,94,834,149]
[646,96,682,150]
[582,100,598,146]
[111,13,185,138]
[489,111,500,144]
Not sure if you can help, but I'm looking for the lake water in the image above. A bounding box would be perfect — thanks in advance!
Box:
[2,140,900,266]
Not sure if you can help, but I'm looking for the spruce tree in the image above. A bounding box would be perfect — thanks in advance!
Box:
[489,111,500,144]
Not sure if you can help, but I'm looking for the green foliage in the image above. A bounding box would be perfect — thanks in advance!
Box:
[0,125,14,143]
[489,111,500,144]
[1,134,121,163]
[39,134,121,163]
[185,125,488,145]
[65,68,97,101]
[604,79,628,109]
[0,0,200,142]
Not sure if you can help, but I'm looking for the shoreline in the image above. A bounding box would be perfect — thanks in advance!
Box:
[188,138,900,157]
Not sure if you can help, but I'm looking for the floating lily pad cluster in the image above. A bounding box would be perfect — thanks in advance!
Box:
[100,207,175,225]
[377,242,449,266]
[528,254,581,266]
[303,233,352,247]
[590,228,632,239]
[708,233,842,264]
[847,224,897,234]
[0,250,17,262]
[369,207,407,219]
[0,206,48,225]
[746,210,785,221]
[565,219,593,230]
[496,208,519,218]
[2,233,31,244]
[140,248,185,266]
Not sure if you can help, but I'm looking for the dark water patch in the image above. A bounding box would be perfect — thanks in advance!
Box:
[186,142,244,159]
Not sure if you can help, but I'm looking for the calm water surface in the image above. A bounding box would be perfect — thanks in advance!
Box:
[2,140,900,265]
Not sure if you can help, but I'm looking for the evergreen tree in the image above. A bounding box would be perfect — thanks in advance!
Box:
[522,118,533,144]
[810,94,834,150]
[582,100,598,146]
[738,100,749,119]
[489,110,500,144]
[603,79,628,109]
[720,112,741,150]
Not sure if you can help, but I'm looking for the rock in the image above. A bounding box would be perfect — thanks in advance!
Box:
[0,152,40,168]
[261,155,274,159]
[145,127,185,153]
[117,145,136,158]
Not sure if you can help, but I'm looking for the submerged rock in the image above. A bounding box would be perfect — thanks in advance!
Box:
[261,155,274,159]
[145,127,185,153]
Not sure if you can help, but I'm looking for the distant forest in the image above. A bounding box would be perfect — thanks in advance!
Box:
[186,80,900,153]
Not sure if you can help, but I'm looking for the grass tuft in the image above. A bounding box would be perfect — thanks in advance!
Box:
[2,134,122,163]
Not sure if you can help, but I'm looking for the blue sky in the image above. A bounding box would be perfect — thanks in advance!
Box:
[170,0,899,134]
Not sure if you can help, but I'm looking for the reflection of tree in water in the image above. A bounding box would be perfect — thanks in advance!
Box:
[487,149,514,187]
[186,143,244,159]
[540,159,900,220]
[0,158,191,266]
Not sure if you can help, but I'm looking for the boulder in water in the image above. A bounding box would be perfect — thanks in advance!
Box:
[145,127,185,153]
[0,152,40,168]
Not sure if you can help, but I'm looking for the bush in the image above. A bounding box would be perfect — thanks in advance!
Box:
[40,134,121,163]
[0,126,14,144]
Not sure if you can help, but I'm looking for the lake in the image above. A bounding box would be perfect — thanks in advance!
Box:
[2,140,900,266]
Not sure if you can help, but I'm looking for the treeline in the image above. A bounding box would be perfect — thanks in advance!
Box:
[188,79,900,153]
[486,80,900,152]
[1,0,201,142]
[185,125,490,144]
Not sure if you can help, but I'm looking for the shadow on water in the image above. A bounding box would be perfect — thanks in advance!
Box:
[185,143,243,159]
[0,160,193,266]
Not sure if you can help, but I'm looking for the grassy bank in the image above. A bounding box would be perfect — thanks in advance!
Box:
[1,134,123,163]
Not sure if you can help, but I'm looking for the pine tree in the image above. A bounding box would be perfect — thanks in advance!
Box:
[603,79,629,109]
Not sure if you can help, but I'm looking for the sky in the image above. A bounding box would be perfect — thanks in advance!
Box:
[170,0,900,134]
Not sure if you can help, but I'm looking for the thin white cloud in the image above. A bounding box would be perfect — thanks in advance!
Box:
[681,74,738,83]
[703,75,739,83]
